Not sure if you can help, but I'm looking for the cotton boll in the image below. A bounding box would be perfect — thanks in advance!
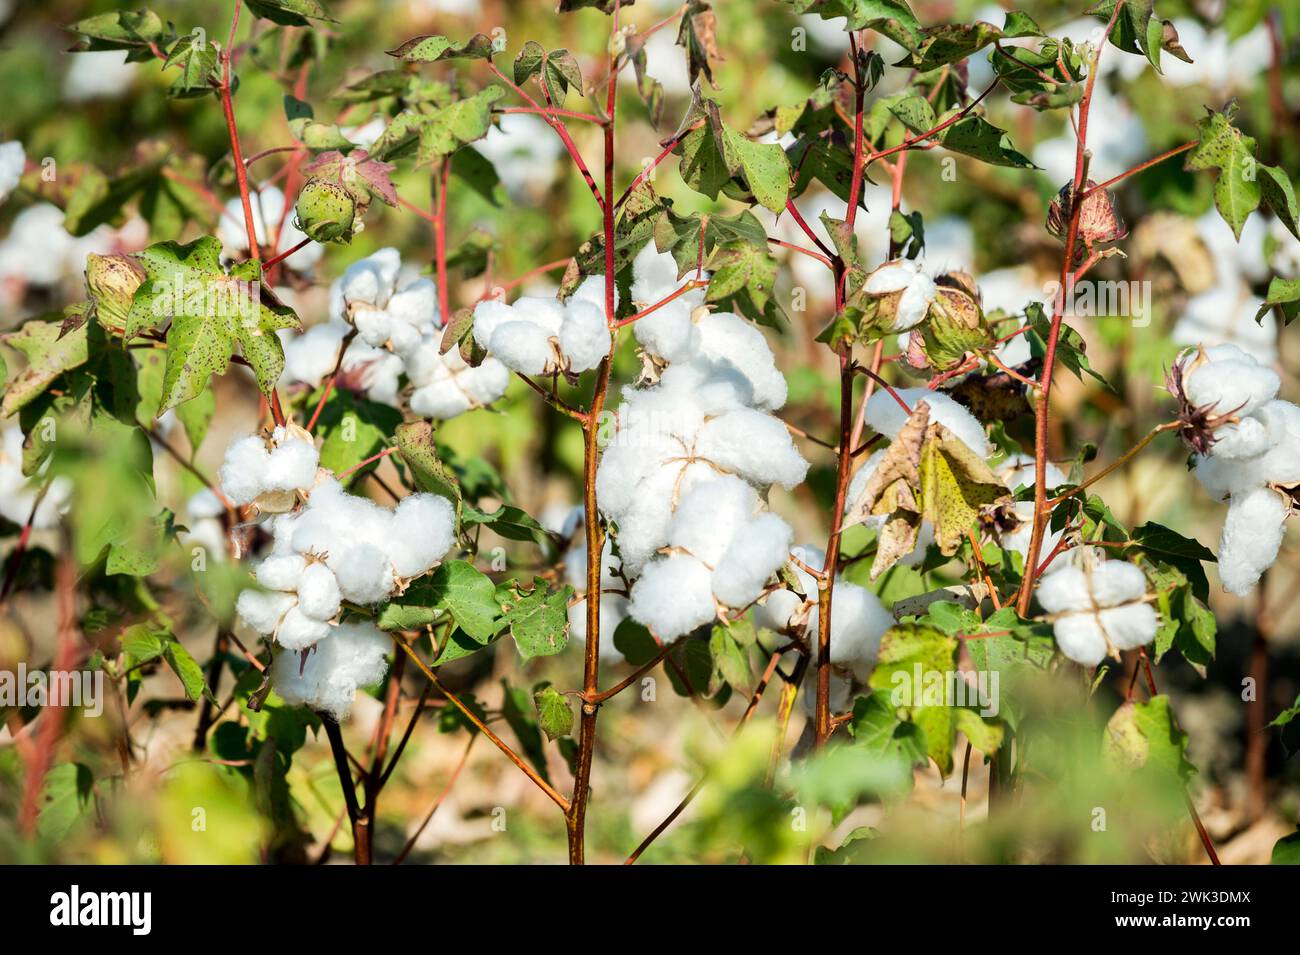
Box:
[411,381,471,419]
[0,141,23,205]
[1258,400,1300,485]
[219,435,272,505]
[1086,560,1148,607]
[353,307,395,348]
[256,553,307,592]
[295,562,342,622]
[668,476,758,566]
[754,587,805,634]
[276,604,333,651]
[864,259,937,331]
[337,248,402,311]
[807,581,893,679]
[263,433,319,491]
[458,356,510,406]
[1051,614,1108,667]
[1180,345,1279,417]
[388,493,455,578]
[329,542,396,604]
[1097,603,1159,651]
[656,358,753,416]
[487,319,556,375]
[472,298,514,351]
[698,408,810,490]
[695,312,788,410]
[627,554,717,639]
[386,278,438,331]
[631,242,684,302]
[513,295,567,334]
[712,513,794,609]
[571,275,616,313]
[1209,416,1271,460]
[864,388,990,458]
[282,322,348,386]
[236,589,297,636]
[1218,486,1288,596]
[270,621,390,720]
[560,298,611,372]
[567,594,628,664]
[1035,565,1092,615]
[634,298,701,362]
[997,453,1068,491]
[1193,452,1268,502]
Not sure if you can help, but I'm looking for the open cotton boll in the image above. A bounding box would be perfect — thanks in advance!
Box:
[282,322,348,386]
[712,513,794,609]
[1086,560,1148,607]
[570,274,616,313]
[335,248,402,314]
[694,312,788,410]
[277,604,333,651]
[997,453,1068,491]
[388,493,455,578]
[1258,400,1300,485]
[0,140,24,205]
[697,408,810,490]
[1034,565,1093,615]
[263,428,319,491]
[864,259,938,332]
[471,299,514,351]
[386,278,438,331]
[631,240,685,303]
[256,553,307,592]
[1209,416,1272,460]
[236,589,297,636]
[634,298,701,362]
[864,388,990,458]
[297,562,343,622]
[1180,344,1280,418]
[1193,451,1269,502]
[486,319,556,375]
[806,582,893,679]
[668,476,758,566]
[628,554,717,639]
[1050,614,1109,667]
[655,357,755,416]
[752,544,821,633]
[559,298,611,372]
[567,595,628,664]
[271,621,390,720]
[329,542,396,605]
[1218,487,1288,596]
[1098,603,1161,651]
[219,435,273,505]
[353,307,396,348]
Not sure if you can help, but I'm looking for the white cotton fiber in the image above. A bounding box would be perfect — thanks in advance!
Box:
[1258,400,1300,485]
[563,537,621,591]
[864,259,937,331]
[1180,343,1279,417]
[337,248,401,311]
[1097,602,1159,651]
[411,381,472,419]
[998,453,1068,491]
[256,553,307,592]
[668,476,758,565]
[514,295,567,333]
[459,357,511,405]
[0,141,24,206]
[236,589,297,636]
[634,299,700,362]
[276,604,332,651]
[329,542,395,605]
[799,671,853,717]
[1208,416,1271,460]
[263,428,319,491]
[631,242,684,303]
[1035,564,1092,614]
[386,278,438,329]
[807,581,893,679]
[627,554,717,639]
[472,299,514,351]
[571,275,615,313]
[1051,614,1108,667]
[488,319,556,375]
[297,562,343,621]
[698,408,810,489]
[695,312,788,410]
[271,621,390,720]
[219,435,272,505]
[1218,486,1288,595]
[712,513,794,609]
[1086,559,1148,607]
[559,298,611,372]
[283,322,348,387]
[354,307,395,348]
[864,388,990,458]
[388,493,455,578]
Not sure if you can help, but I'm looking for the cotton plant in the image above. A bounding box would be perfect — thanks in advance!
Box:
[472,276,612,376]
[1170,344,1299,595]
[218,185,323,274]
[1035,548,1158,667]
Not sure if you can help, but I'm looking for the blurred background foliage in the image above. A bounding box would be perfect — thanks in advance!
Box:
[1,0,1299,864]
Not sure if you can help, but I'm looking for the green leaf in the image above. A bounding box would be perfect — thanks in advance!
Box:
[867,623,964,775]
[311,389,401,487]
[1272,828,1300,865]
[499,679,550,783]
[1186,107,1260,239]
[613,618,660,666]
[718,126,791,213]
[533,684,574,740]
[1103,696,1196,782]
[244,0,335,27]
[162,32,219,98]
[416,87,506,164]
[36,763,95,841]
[1270,693,1300,758]
[900,21,1005,73]
[434,561,501,643]
[1256,276,1300,327]
[1258,164,1300,241]
[502,582,571,660]
[67,10,172,55]
[164,639,212,703]
[461,503,553,550]
[0,315,91,417]
[940,115,1035,168]
[709,623,751,695]
[387,33,496,62]
[705,241,777,311]
[777,0,922,49]
[513,41,583,101]
[126,237,300,412]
